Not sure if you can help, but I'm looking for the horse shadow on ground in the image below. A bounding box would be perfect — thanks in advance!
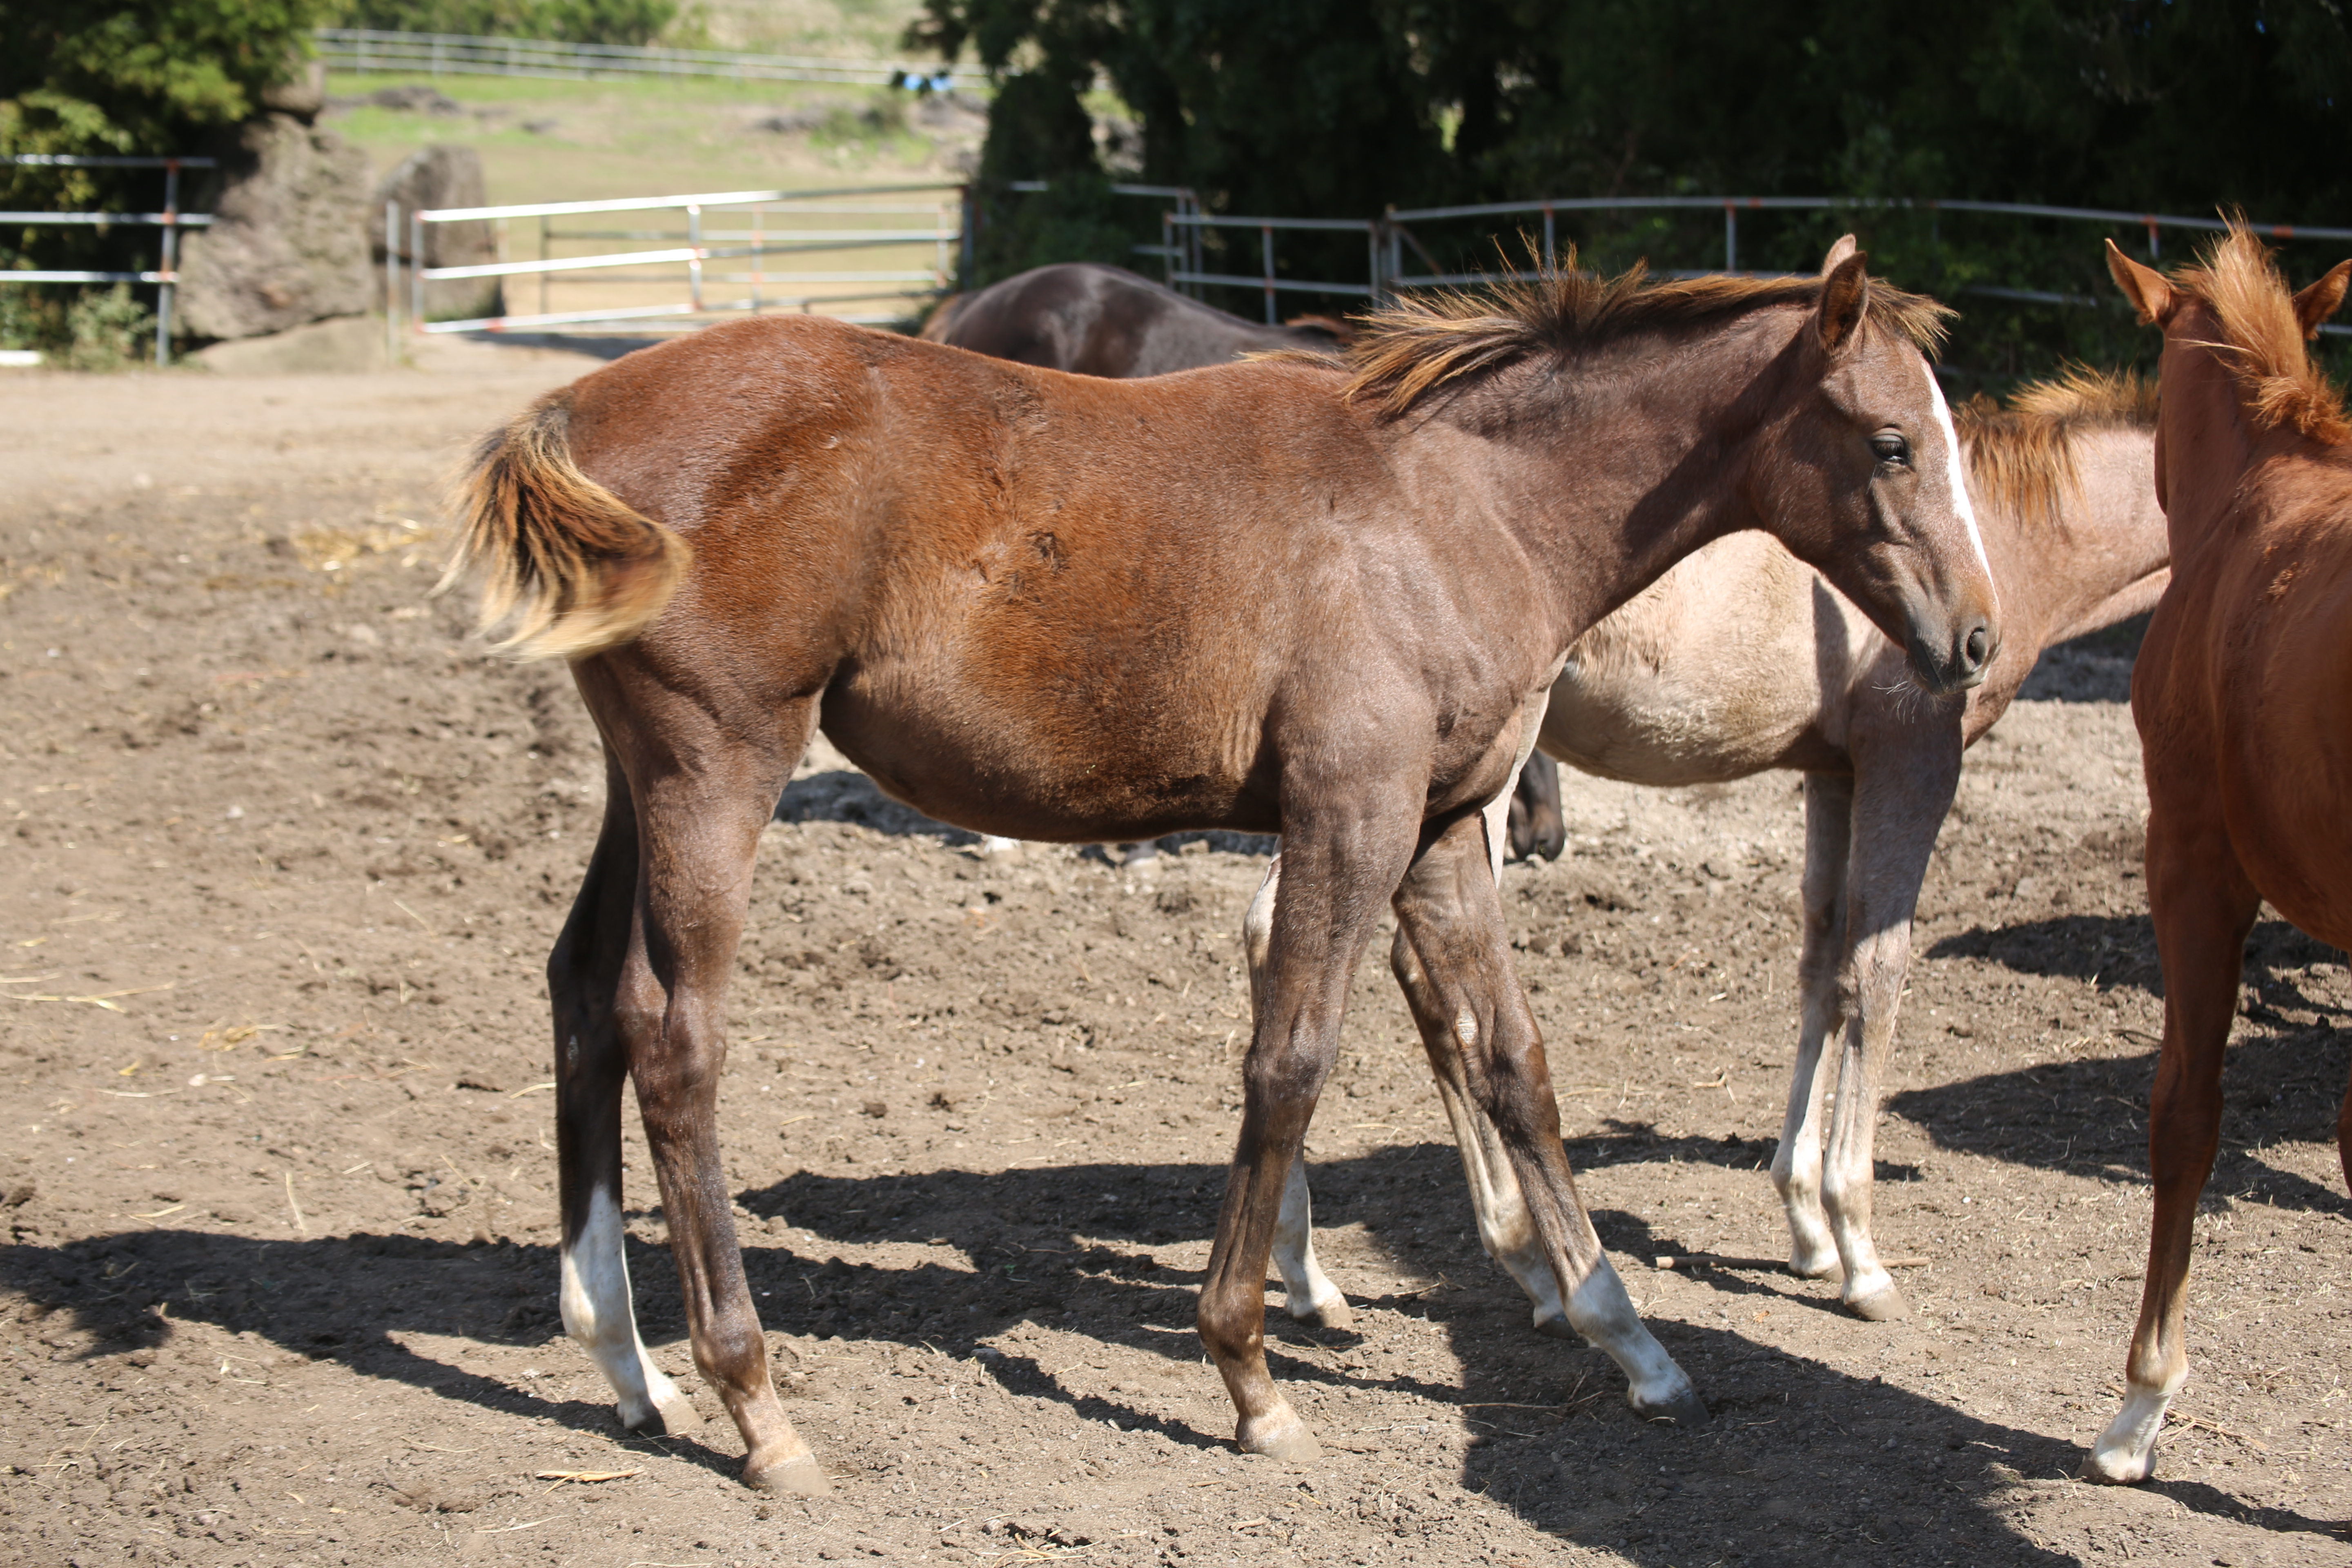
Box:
[1887,1019,2352,1217]
[7,1143,2341,1563]
[774,762,1278,858]
[1925,912,2339,1003]
[2014,614,2145,704]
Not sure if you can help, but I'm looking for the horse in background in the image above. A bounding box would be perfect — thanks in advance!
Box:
[2091,226,2352,1483]
[921,262,1351,376]
[443,243,1997,1491]
[1278,368,2166,1329]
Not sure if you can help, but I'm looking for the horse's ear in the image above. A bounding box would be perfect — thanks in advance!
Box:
[2293,260,2352,340]
[1817,250,1869,357]
[1820,234,1860,276]
[2105,239,2175,326]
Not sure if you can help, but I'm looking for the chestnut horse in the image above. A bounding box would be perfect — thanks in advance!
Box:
[920,261,1347,375]
[445,243,1997,1493]
[1386,373,2162,1325]
[2090,228,2352,1483]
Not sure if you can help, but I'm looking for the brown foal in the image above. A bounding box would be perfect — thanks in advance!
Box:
[446,243,1998,1492]
[2090,228,2352,1483]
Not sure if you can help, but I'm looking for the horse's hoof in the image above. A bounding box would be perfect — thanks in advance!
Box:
[746,1454,830,1496]
[1289,1295,1355,1332]
[2082,1445,2155,1486]
[623,1390,704,1437]
[1845,1283,1909,1322]
[1531,1310,1581,1342]
[1632,1388,1710,1428]
[1786,1253,1842,1282]
[1238,1414,1323,1464]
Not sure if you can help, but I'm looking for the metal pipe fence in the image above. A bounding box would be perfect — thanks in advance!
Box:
[315,27,951,87]
[386,180,969,346]
[1058,189,2352,336]
[0,154,217,366]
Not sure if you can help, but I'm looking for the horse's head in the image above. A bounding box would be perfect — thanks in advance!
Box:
[1751,237,2000,694]
[2107,229,2352,521]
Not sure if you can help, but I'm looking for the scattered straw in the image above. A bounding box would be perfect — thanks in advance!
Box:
[283,1172,307,1236]
[537,1467,641,1493]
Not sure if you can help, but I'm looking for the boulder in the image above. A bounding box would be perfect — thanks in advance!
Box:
[375,145,503,324]
[192,315,383,374]
[175,115,375,342]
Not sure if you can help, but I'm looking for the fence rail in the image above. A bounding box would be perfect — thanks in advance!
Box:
[1033,185,2352,337]
[0,154,217,365]
[389,180,970,347]
[315,27,951,87]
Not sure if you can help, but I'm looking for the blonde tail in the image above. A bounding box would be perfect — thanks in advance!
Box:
[439,391,690,660]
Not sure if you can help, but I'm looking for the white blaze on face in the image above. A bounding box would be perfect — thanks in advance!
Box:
[1919,354,1993,584]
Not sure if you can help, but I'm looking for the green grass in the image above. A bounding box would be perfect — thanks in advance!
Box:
[325,69,978,206]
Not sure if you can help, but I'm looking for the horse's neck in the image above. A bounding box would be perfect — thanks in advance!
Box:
[1980,423,2168,649]
[2158,310,2262,562]
[1430,321,1784,652]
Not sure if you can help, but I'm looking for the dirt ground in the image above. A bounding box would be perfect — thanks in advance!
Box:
[2,348,2349,1568]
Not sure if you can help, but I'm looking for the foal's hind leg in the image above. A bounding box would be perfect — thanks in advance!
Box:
[1390,810,1703,1423]
[553,749,700,1439]
[587,672,824,1494]
[2088,815,2257,1484]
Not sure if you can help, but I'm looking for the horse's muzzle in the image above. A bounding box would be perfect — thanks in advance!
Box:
[1911,615,1997,694]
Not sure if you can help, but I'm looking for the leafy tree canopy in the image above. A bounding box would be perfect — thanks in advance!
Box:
[914,0,2352,383]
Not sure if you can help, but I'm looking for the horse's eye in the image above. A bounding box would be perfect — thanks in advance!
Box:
[1871,432,1909,465]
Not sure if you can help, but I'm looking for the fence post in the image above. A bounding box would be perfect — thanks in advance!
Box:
[154,158,180,367]
[1261,224,1276,325]
[2146,218,2160,261]
[1163,212,1175,290]
[410,208,425,333]
[385,200,401,363]
[1367,220,1382,304]
[960,184,976,288]
[1542,202,1555,272]
[1724,204,1737,273]
[688,203,703,312]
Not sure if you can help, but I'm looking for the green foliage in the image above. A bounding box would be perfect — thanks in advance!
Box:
[913,0,2352,388]
[0,0,332,326]
[326,0,682,47]
[64,282,156,368]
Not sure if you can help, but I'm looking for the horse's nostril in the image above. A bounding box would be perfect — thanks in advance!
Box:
[1964,626,1989,668]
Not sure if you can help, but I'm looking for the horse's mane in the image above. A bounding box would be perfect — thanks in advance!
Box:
[2173,224,2352,443]
[1341,254,1951,416]
[1958,365,2158,533]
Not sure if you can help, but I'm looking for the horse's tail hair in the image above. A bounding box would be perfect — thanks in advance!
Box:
[439,390,690,661]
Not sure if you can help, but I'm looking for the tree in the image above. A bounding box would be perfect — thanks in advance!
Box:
[913,0,2352,385]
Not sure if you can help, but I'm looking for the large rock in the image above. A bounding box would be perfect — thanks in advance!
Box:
[176,115,375,342]
[375,146,503,324]
[192,315,384,374]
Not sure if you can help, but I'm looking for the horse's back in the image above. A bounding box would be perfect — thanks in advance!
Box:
[2143,445,2352,940]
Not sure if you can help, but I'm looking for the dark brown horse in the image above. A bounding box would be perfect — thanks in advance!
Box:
[921,261,1348,376]
[446,243,1998,1493]
[2091,227,2352,1483]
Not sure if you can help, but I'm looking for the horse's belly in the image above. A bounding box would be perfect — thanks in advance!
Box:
[1541,663,1829,785]
[817,669,1274,842]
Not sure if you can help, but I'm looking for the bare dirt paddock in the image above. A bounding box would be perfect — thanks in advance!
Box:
[1,351,2348,1568]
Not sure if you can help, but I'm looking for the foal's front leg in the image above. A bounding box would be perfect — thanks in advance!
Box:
[1198,810,1418,1460]
[1391,812,1704,1423]
[1806,739,1959,1320]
